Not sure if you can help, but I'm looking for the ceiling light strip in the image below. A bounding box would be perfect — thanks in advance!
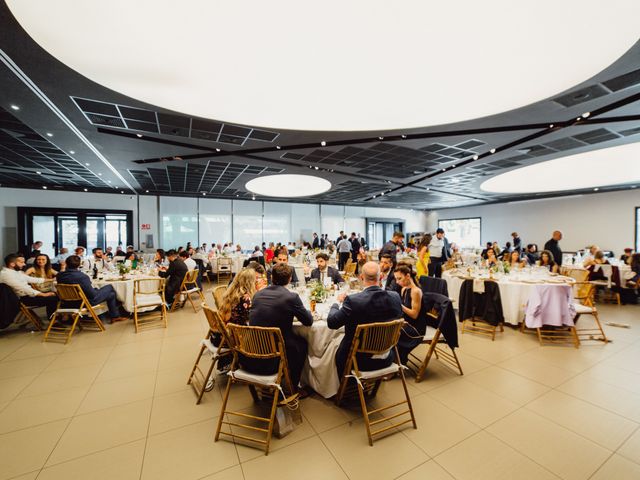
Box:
[0,48,136,192]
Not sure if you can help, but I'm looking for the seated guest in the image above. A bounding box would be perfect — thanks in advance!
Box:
[0,253,58,319]
[328,262,403,377]
[582,245,600,266]
[179,250,197,271]
[250,246,263,258]
[57,255,128,322]
[525,244,539,265]
[537,250,559,273]
[219,269,258,326]
[483,248,499,268]
[628,253,640,285]
[158,250,188,305]
[30,241,43,259]
[264,242,276,265]
[235,244,243,254]
[480,242,493,259]
[154,249,168,267]
[105,246,114,259]
[620,248,634,264]
[53,247,70,266]
[305,252,344,284]
[248,263,313,393]
[507,250,526,268]
[124,246,137,261]
[25,254,57,292]
[246,261,269,289]
[83,248,113,272]
[394,264,426,365]
[492,242,501,257]
[274,249,299,284]
[379,254,400,292]
[74,246,86,260]
[586,250,610,281]
[114,245,125,257]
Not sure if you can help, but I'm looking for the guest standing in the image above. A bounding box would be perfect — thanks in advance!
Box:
[336,235,352,271]
[428,228,451,278]
[544,230,563,266]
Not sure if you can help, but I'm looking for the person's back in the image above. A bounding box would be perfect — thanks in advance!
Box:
[57,268,96,301]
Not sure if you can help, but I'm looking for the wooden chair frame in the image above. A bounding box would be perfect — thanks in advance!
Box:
[44,284,105,344]
[212,285,226,310]
[171,269,205,313]
[408,309,463,382]
[187,305,233,404]
[335,319,417,446]
[460,279,503,341]
[572,282,608,343]
[215,324,293,455]
[17,303,44,331]
[133,278,167,332]
[217,257,233,283]
[343,262,357,279]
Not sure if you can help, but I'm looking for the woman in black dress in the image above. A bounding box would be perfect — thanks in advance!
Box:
[393,264,426,365]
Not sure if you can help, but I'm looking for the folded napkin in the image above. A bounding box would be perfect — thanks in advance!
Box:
[473,279,485,293]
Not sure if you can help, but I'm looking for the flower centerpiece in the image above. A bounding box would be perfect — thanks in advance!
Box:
[502,261,511,275]
[308,281,329,303]
[117,263,131,278]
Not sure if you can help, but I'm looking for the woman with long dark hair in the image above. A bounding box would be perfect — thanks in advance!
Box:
[394,264,426,365]
[25,254,57,292]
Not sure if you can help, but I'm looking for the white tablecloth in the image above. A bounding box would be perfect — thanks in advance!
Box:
[94,275,160,313]
[210,255,246,274]
[443,271,576,326]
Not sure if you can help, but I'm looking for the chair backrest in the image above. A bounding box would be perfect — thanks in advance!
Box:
[202,304,233,344]
[134,277,164,295]
[572,281,595,305]
[219,258,233,267]
[55,283,88,303]
[182,269,199,287]
[419,276,449,297]
[353,319,404,355]
[212,286,226,309]
[566,268,589,282]
[226,324,285,360]
[345,262,357,276]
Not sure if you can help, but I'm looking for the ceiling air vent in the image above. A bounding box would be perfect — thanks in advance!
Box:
[552,84,608,107]
[602,68,640,92]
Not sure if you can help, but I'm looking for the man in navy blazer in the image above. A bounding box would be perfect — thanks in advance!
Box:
[305,252,344,285]
[56,255,128,322]
[327,262,403,378]
[248,263,313,392]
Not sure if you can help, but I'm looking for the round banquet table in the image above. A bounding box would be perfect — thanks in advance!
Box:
[443,270,576,326]
[93,274,160,313]
[210,255,246,274]
[292,292,345,399]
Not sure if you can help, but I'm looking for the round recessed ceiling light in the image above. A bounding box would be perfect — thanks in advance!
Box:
[8,1,639,131]
[245,174,331,198]
[10,104,20,111]
[480,142,640,194]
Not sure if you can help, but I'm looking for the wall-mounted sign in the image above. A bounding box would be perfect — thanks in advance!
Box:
[141,224,151,230]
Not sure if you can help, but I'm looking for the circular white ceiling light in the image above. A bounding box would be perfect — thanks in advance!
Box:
[245,174,331,197]
[8,0,640,131]
[480,142,640,194]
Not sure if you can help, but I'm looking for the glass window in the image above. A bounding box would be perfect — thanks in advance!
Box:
[291,203,320,245]
[160,197,198,249]
[438,217,481,248]
[199,198,232,247]
[32,215,55,257]
[636,207,640,252]
[263,202,291,245]
[233,200,262,251]
[320,205,344,240]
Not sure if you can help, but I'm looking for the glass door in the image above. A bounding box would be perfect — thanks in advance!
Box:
[58,217,79,252]
[32,215,56,257]
[87,216,106,251]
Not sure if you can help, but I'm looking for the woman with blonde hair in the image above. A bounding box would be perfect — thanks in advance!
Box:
[416,234,431,280]
[219,268,259,325]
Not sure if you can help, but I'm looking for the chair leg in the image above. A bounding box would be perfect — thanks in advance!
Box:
[451,347,464,375]
[215,376,233,442]
[571,327,580,349]
[536,328,543,346]
[415,340,438,383]
[197,356,218,405]
[265,385,280,455]
[398,364,417,430]
[356,378,373,446]
[592,311,608,342]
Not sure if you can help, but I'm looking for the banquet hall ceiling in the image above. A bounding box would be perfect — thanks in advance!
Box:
[0,3,639,210]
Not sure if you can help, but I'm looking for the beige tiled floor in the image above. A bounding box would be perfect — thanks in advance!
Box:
[1,297,640,480]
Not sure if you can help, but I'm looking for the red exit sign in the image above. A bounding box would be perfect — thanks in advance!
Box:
[141,224,151,230]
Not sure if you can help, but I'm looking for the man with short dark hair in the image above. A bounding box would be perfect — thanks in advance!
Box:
[0,253,58,319]
[349,232,361,263]
[428,228,451,278]
[84,247,112,272]
[305,252,344,284]
[248,262,313,392]
[336,230,345,245]
[312,232,320,249]
[379,231,404,260]
[179,250,197,271]
[328,261,403,377]
[158,249,188,304]
[379,254,399,292]
[544,230,563,266]
[57,255,128,322]
[274,249,299,284]
[336,235,352,271]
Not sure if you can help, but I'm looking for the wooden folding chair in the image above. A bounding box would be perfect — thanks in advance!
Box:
[335,319,417,446]
[407,302,463,382]
[215,324,294,455]
[217,257,233,283]
[133,278,167,332]
[44,284,106,344]
[343,262,357,279]
[17,303,44,331]
[212,285,226,310]
[171,269,205,313]
[187,305,233,404]
[460,279,504,341]
[572,282,608,343]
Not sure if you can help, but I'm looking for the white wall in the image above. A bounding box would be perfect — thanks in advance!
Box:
[426,189,640,255]
[0,187,429,254]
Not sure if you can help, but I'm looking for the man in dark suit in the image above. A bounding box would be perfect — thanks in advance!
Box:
[158,249,188,304]
[379,254,400,293]
[248,263,313,392]
[305,253,344,284]
[349,232,361,263]
[312,233,320,249]
[320,234,327,249]
[544,230,563,266]
[56,255,128,322]
[379,231,404,260]
[327,262,403,377]
[336,230,345,245]
[274,249,299,284]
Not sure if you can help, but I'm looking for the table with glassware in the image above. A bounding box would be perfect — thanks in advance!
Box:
[92,270,161,313]
[443,267,576,326]
[291,282,355,398]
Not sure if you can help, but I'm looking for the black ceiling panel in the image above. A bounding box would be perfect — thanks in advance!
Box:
[552,84,610,107]
[602,68,640,92]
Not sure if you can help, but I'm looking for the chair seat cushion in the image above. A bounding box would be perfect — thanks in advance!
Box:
[56,308,81,314]
[229,369,278,385]
[423,326,439,341]
[354,363,400,380]
[201,338,230,355]
[136,294,163,307]
[573,303,596,314]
